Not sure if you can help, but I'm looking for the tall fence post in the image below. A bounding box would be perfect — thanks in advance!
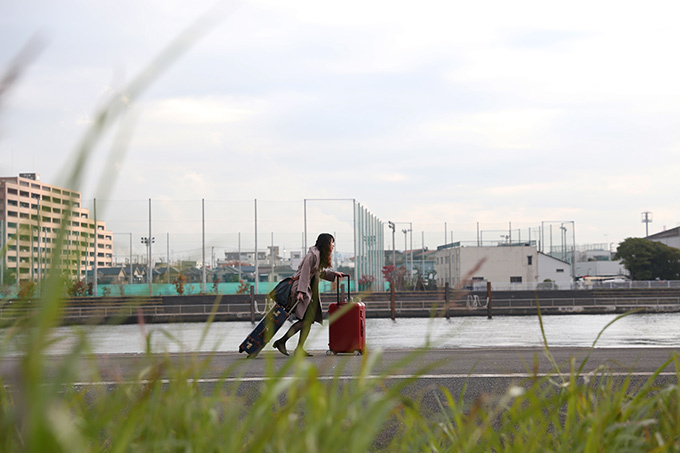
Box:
[445,282,450,319]
[487,281,493,319]
[250,285,255,324]
[390,282,396,321]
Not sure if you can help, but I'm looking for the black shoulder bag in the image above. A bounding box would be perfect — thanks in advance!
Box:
[269,276,299,311]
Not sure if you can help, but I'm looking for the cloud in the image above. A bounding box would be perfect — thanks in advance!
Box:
[419,109,560,151]
[144,96,257,125]
[5,0,680,255]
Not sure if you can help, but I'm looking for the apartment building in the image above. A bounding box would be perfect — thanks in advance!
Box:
[0,173,113,283]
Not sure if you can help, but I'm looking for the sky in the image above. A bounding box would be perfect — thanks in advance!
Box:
[1,0,679,261]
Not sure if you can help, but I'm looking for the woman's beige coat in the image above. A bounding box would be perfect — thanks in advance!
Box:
[290,246,336,324]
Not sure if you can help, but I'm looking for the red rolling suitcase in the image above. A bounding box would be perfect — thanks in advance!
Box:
[327,275,366,355]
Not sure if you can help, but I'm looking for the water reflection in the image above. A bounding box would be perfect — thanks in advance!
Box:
[23,312,679,356]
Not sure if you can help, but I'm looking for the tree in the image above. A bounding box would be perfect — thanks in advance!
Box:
[173,273,187,295]
[236,280,251,295]
[382,265,407,290]
[67,279,89,297]
[614,238,680,280]
[358,274,376,292]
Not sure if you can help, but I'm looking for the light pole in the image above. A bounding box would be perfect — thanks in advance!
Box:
[388,221,396,269]
[394,222,413,276]
[141,236,154,286]
[401,226,413,276]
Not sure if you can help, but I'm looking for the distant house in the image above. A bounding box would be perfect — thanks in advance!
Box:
[153,265,179,283]
[182,267,205,283]
[131,264,147,283]
[212,266,240,283]
[88,266,127,284]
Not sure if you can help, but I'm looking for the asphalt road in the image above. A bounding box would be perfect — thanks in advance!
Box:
[3,346,678,388]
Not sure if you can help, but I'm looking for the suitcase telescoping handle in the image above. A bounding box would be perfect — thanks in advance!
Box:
[336,274,351,305]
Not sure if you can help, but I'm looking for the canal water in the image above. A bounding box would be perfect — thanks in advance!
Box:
[17,312,679,356]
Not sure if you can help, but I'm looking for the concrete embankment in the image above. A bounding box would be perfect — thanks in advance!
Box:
[3,288,680,325]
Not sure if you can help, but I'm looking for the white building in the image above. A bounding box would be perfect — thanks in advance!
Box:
[434,243,574,290]
[537,252,573,288]
[646,226,680,250]
[574,260,628,279]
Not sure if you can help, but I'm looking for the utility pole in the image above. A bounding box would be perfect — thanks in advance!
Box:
[641,211,653,237]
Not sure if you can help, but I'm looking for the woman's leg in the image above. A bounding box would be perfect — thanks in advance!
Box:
[274,303,316,356]
[295,301,317,354]
[280,320,304,342]
[274,319,303,355]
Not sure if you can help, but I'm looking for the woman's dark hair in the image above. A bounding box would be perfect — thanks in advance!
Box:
[315,233,335,269]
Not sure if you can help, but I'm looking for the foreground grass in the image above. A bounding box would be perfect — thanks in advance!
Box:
[1,303,680,452]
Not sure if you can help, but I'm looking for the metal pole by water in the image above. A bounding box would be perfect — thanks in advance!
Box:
[487,281,493,319]
[202,199,206,294]
[254,199,258,294]
[93,198,97,297]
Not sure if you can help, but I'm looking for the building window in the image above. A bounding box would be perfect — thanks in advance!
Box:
[510,276,522,283]
[556,269,564,273]
[527,256,533,265]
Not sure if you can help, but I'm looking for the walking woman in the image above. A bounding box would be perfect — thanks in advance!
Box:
[273,233,346,357]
